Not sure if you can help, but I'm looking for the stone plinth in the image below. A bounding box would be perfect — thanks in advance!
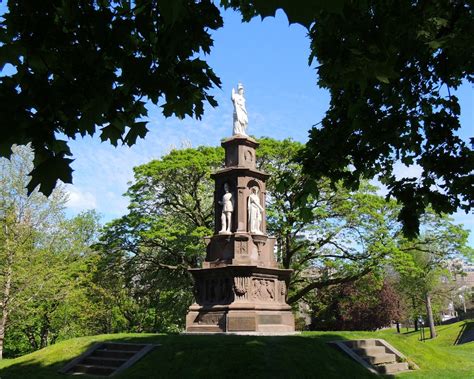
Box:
[185,134,295,333]
[186,266,294,333]
[203,233,277,268]
[221,135,259,169]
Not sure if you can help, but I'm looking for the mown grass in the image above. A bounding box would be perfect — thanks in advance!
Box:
[0,320,472,378]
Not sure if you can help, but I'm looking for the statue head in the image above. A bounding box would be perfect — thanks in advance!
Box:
[238,82,244,94]
[251,186,259,194]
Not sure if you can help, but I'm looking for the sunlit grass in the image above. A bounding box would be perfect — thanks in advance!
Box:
[0,320,472,378]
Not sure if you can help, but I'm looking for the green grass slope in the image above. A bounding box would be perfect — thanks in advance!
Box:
[0,320,472,378]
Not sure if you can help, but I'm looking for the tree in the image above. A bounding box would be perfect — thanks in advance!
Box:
[2,1,472,238]
[0,145,101,358]
[96,145,223,332]
[392,212,473,339]
[256,138,401,305]
[6,210,101,356]
[0,145,67,359]
[0,0,222,195]
[308,274,405,331]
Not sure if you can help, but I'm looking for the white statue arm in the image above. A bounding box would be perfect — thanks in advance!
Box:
[249,195,264,211]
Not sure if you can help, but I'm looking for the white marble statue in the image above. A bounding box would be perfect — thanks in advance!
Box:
[248,186,264,234]
[219,183,234,234]
[231,83,248,136]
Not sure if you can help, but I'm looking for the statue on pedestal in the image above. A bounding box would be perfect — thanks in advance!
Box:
[219,183,233,234]
[232,83,248,136]
[248,186,264,234]
[185,82,295,334]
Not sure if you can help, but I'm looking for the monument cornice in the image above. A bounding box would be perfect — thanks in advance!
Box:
[211,167,270,180]
[221,135,259,148]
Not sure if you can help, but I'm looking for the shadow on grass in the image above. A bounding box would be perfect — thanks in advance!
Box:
[454,321,474,345]
[0,333,383,379]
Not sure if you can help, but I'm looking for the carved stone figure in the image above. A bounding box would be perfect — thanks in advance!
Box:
[231,83,248,136]
[253,278,275,301]
[219,183,233,234]
[248,186,264,234]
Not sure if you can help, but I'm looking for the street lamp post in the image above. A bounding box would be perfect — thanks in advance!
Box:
[418,316,425,342]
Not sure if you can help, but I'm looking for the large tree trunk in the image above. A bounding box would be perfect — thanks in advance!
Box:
[40,314,50,349]
[24,327,39,351]
[412,297,418,331]
[0,253,13,360]
[425,292,437,339]
[0,318,5,360]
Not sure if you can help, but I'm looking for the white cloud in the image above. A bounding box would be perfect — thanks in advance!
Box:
[66,185,97,210]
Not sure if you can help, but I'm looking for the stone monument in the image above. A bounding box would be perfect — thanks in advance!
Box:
[185,84,295,333]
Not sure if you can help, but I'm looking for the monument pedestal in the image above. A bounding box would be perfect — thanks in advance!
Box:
[185,135,295,333]
[186,265,294,333]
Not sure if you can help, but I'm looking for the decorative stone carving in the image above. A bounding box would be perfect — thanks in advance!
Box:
[248,186,264,234]
[233,276,251,300]
[244,148,253,164]
[252,278,275,301]
[252,234,266,257]
[219,183,233,234]
[239,240,248,255]
[279,280,287,302]
[194,277,233,304]
[232,83,248,136]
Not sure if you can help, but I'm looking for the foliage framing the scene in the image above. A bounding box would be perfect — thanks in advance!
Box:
[1,0,472,237]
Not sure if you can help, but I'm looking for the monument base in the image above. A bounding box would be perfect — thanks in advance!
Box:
[185,265,295,333]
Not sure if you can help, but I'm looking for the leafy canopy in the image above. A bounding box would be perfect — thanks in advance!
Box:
[0,145,102,358]
[224,0,474,237]
[1,0,473,236]
[0,0,222,195]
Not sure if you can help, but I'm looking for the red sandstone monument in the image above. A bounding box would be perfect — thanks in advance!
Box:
[185,84,295,333]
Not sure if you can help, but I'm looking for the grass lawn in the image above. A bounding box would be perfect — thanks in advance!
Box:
[0,320,472,378]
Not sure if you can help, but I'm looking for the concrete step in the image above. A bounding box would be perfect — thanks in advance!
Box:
[93,349,136,359]
[354,346,386,356]
[377,362,410,374]
[100,343,145,352]
[330,339,416,376]
[61,342,156,377]
[69,363,116,376]
[346,339,377,348]
[82,356,128,368]
[365,353,397,365]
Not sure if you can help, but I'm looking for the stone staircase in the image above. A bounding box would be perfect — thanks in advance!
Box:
[59,342,156,377]
[331,339,416,375]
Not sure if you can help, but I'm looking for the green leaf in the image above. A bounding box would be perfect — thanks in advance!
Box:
[124,121,149,146]
[158,0,186,26]
[27,155,74,195]
[375,74,389,84]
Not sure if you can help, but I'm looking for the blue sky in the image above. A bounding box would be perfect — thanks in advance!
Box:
[1,6,472,245]
[65,9,330,218]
